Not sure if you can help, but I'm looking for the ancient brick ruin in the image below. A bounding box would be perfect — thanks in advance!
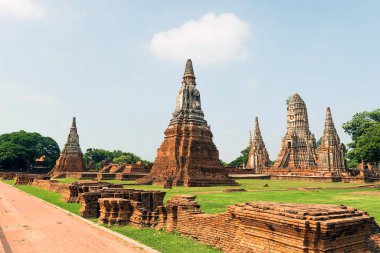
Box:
[49,117,86,175]
[316,107,346,175]
[246,117,270,173]
[163,199,378,253]
[27,179,380,252]
[274,93,318,169]
[138,59,236,187]
[100,161,150,174]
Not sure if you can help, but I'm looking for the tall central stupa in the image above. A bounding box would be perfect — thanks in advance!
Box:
[138,59,236,187]
[274,93,317,168]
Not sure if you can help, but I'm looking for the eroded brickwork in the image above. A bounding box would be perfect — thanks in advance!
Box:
[138,60,236,187]
[49,117,86,175]
[247,117,270,173]
[317,107,346,175]
[31,180,379,252]
[161,198,378,253]
[274,93,317,169]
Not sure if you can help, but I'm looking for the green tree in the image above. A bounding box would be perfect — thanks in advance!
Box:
[84,148,148,169]
[84,148,113,164]
[113,153,141,165]
[343,109,380,167]
[228,147,251,167]
[0,131,60,171]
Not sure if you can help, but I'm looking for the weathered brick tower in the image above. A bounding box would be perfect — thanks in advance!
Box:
[317,107,346,175]
[49,117,86,175]
[138,59,236,187]
[274,93,317,168]
[247,117,270,173]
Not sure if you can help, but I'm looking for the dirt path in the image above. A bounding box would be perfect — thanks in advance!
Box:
[0,182,151,253]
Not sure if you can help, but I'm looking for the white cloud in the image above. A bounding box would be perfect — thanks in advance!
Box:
[0,0,45,20]
[148,13,251,66]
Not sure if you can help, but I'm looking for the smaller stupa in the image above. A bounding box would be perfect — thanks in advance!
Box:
[49,117,86,175]
[247,117,270,173]
[317,107,346,175]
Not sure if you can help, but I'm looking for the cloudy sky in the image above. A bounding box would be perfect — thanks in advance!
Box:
[0,0,379,162]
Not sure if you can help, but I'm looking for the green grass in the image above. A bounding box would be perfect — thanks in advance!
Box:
[107,226,219,253]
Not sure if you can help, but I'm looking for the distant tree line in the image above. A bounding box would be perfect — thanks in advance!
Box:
[84,148,149,170]
[0,131,149,172]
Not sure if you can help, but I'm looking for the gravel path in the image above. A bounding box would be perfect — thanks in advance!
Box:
[0,182,149,253]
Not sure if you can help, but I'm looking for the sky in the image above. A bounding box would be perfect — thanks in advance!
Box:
[0,0,379,162]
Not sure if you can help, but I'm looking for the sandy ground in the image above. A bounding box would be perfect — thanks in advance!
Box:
[0,182,149,253]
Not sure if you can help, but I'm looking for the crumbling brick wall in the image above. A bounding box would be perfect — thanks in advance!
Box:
[162,199,378,253]
[14,175,35,185]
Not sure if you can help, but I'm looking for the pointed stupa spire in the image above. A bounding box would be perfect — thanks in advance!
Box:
[183,59,195,78]
[71,117,77,129]
[248,131,253,147]
[325,107,334,128]
[254,116,260,135]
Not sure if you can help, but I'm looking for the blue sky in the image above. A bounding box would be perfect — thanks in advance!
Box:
[0,0,379,162]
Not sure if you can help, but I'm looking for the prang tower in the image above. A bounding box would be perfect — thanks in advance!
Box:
[138,59,236,187]
[316,107,346,174]
[247,117,270,173]
[274,93,317,168]
[49,117,86,175]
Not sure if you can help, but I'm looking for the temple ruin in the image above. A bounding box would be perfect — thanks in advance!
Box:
[29,178,380,253]
[246,117,270,173]
[316,107,346,175]
[49,117,86,175]
[137,59,236,187]
[273,93,318,169]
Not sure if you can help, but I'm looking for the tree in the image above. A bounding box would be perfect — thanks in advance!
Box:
[355,124,380,163]
[343,109,380,167]
[113,153,142,165]
[0,131,60,171]
[84,148,148,169]
[228,147,251,167]
[84,148,114,164]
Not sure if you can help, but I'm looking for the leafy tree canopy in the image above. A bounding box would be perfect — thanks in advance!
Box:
[342,109,380,167]
[84,148,148,170]
[228,146,251,167]
[0,131,60,171]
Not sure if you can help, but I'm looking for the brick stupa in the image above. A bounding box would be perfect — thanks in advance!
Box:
[317,107,346,175]
[247,117,270,173]
[274,93,317,168]
[138,59,237,187]
[49,117,86,175]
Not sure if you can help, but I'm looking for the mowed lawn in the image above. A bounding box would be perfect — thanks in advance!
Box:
[55,178,380,221]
